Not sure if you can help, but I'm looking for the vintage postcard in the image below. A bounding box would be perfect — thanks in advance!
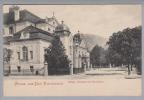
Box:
[2,5,142,96]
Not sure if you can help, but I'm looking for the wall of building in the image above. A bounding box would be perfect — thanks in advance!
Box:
[3,25,10,37]
[36,23,55,33]
[4,39,51,75]
[60,36,70,58]
[39,40,51,64]
[9,39,41,70]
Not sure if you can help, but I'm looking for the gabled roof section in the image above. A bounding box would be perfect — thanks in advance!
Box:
[11,25,54,42]
[4,9,45,25]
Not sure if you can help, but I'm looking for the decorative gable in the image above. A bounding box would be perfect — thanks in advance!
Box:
[11,26,53,42]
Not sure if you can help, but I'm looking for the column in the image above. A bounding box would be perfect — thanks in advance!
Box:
[70,63,73,75]
[87,57,90,70]
[84,62,86,72]
[44,62,48,76]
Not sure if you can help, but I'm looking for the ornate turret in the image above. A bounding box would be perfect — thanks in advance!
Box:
[55,21,70,36]
[73,30,82,46]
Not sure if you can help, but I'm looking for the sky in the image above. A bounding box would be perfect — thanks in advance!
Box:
[3,5,141,39]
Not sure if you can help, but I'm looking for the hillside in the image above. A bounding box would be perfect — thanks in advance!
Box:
[81,34,108,51]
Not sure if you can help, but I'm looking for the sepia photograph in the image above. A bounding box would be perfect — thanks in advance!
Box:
[2,5,142,96]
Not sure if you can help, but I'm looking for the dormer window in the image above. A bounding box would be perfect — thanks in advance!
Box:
[20,32,30,39]
[23,33,27,37]
[9,26,14,34]
[48,28,51,31]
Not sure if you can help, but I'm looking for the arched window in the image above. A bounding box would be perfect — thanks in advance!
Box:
[22,46,28,61]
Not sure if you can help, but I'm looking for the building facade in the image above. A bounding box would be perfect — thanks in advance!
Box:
[3,6,91,76]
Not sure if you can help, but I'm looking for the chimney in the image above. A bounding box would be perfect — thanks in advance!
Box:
[9,5,20,21]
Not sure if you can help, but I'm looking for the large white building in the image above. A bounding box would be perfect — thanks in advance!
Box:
[3,6,91,76]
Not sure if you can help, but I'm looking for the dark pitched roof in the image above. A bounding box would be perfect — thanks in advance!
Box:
[11,25,54,42]
[4,10,45,25]
[55,23,70,32]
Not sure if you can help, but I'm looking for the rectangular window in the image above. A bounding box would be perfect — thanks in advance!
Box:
[9,26,14,34]
[48,28,51,31]
[17,66,21,72]
[44,49,48,62]
[30,51,33,59]
[30,66,34,72]
[17,52,20,60]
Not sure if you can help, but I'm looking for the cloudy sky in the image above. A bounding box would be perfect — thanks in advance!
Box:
[3,5,141,39]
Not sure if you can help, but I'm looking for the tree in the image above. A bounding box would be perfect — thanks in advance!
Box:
[107,26,141,75]
[105,47,124,67]
[90,45,108,68]
[45,35,70,75]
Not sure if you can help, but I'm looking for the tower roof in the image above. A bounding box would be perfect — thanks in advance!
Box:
[55,21,70,32]
[73,30,82,44]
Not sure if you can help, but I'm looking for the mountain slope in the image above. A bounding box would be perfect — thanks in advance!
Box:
[80,34,108,51]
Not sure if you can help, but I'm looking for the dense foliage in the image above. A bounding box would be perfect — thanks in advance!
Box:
[107,26,141,74]
[44,36,70,75]
[90,26,141,75]
[90,45,108,68]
